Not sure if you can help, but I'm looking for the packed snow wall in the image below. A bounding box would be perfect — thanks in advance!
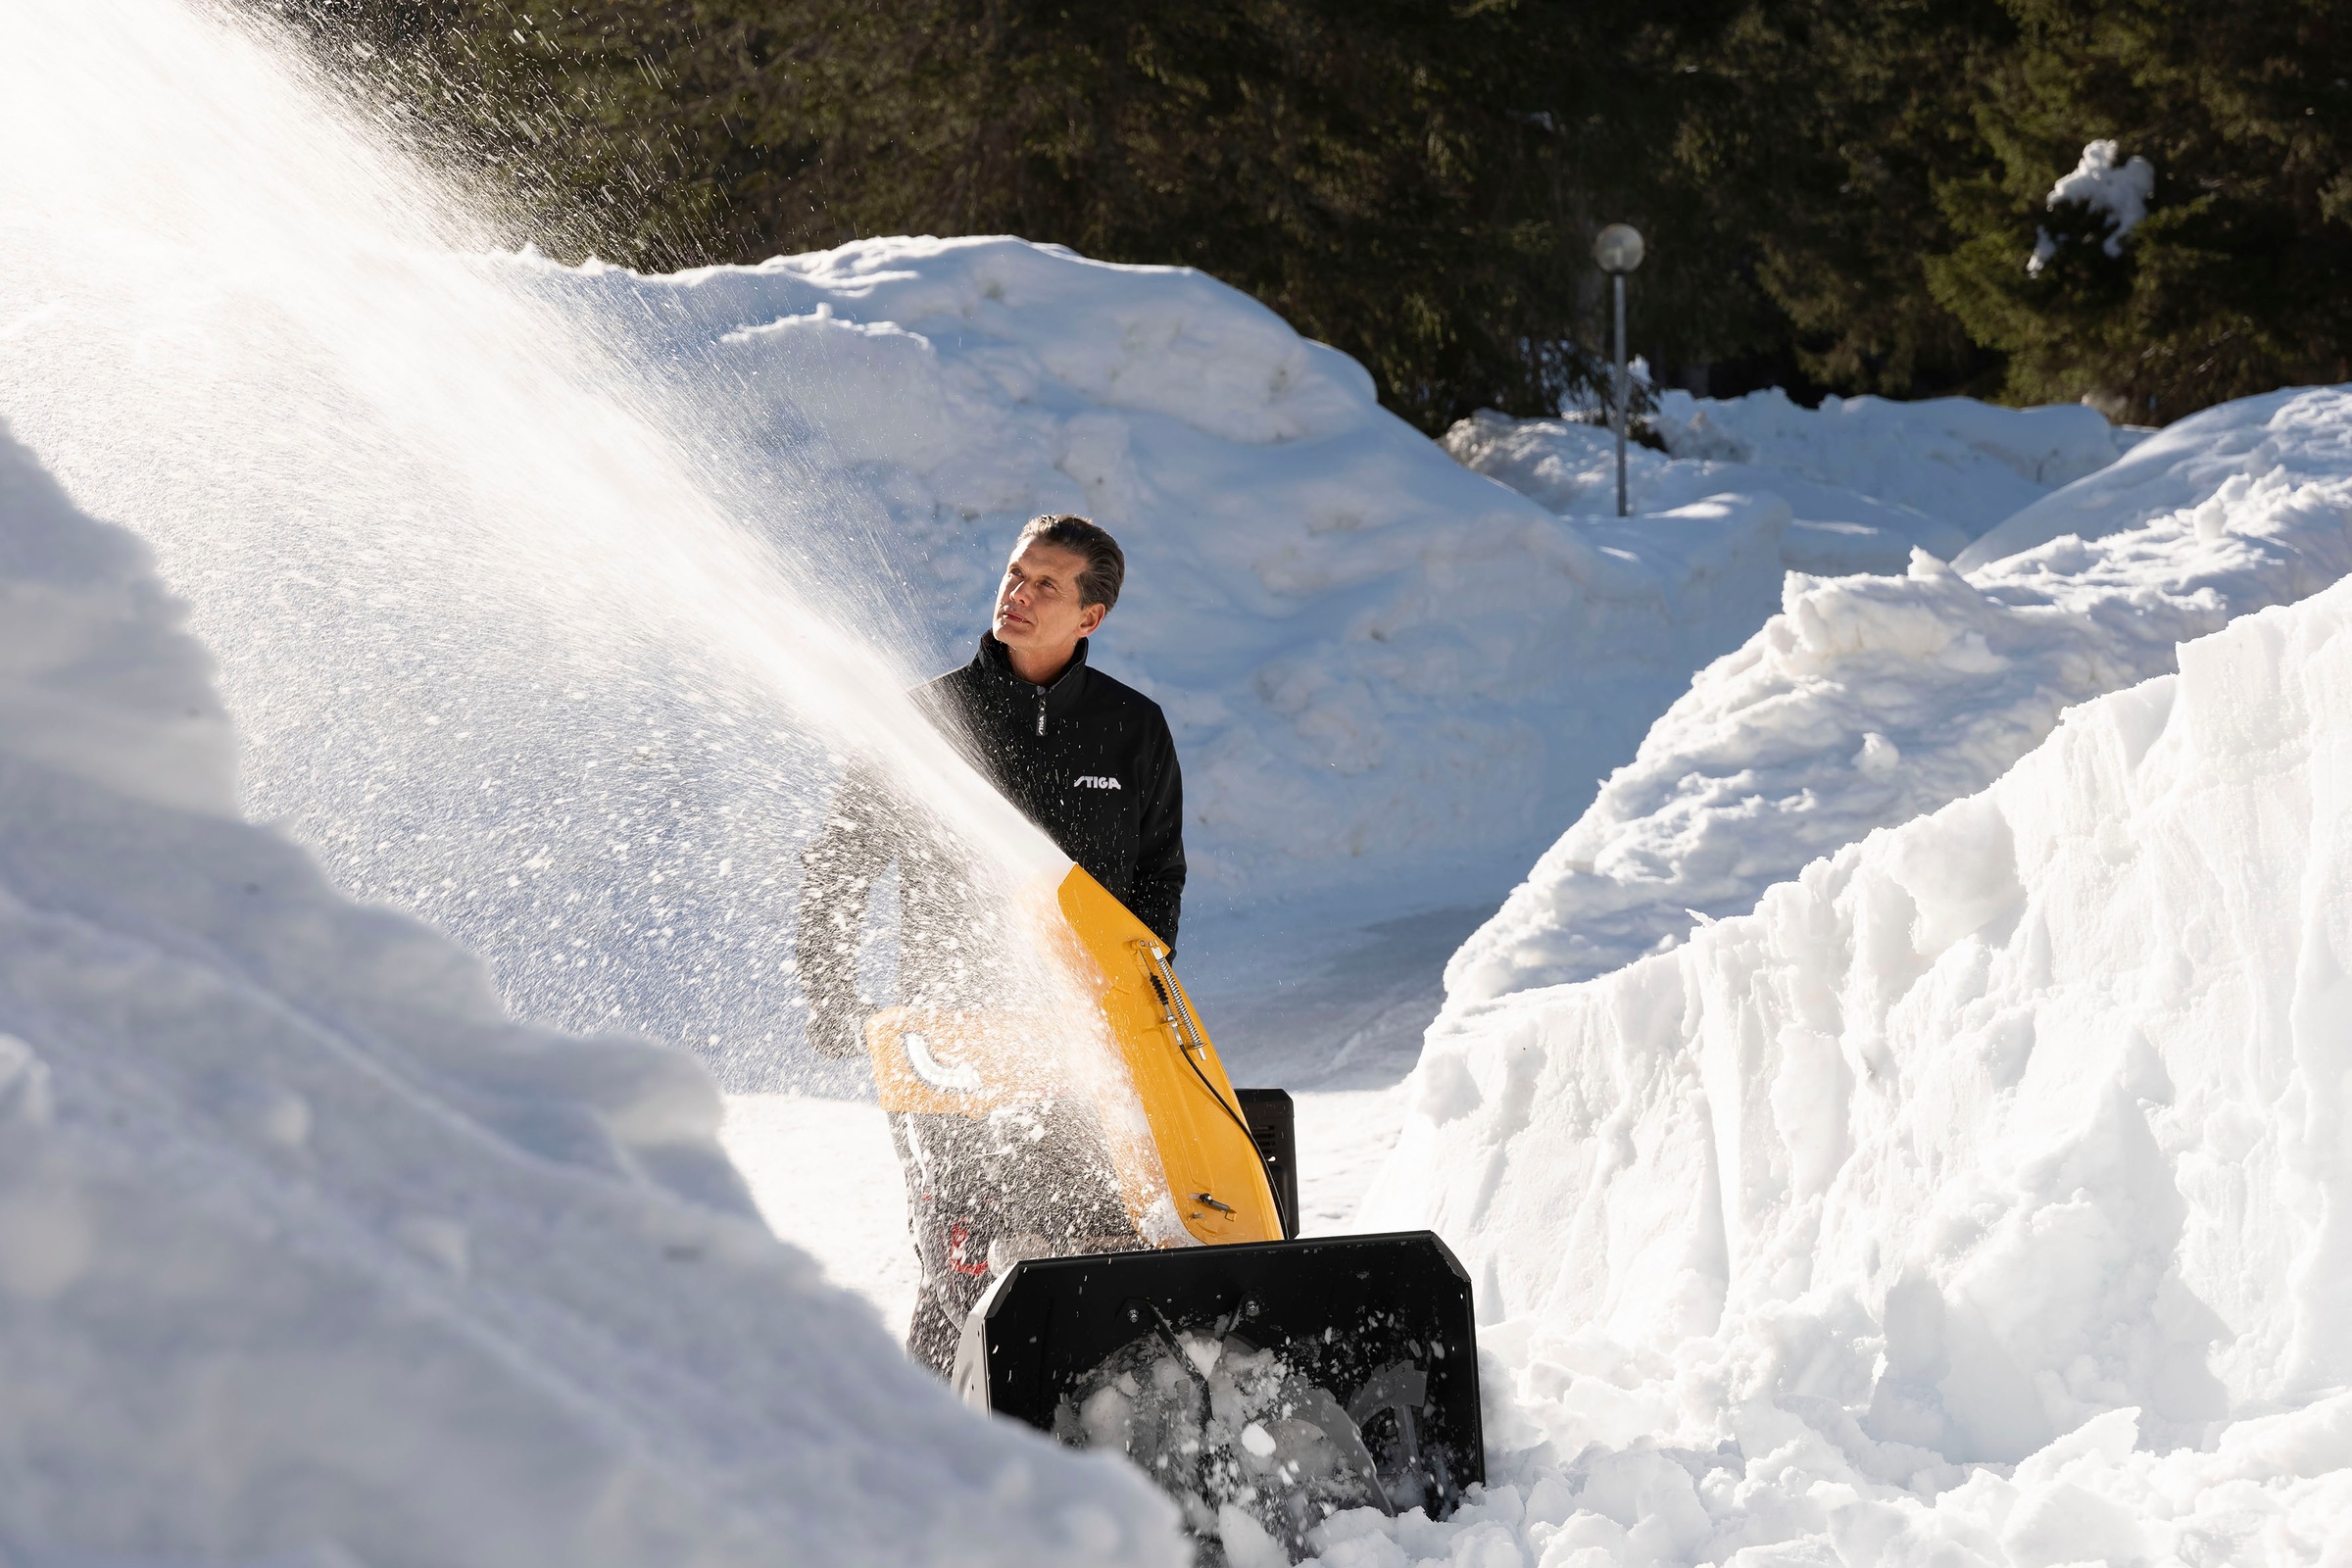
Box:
[0,422,1184,1564]
[1958,383,2352,569]
[525,242,1810,914]
[1446,387,2129,553]
[479,245,2142,1081]
[1446,386,2352,1005]
[1342,551,2352,1563]
[526,245,2140,926]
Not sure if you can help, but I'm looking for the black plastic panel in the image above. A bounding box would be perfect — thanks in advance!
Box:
[1235,1088,1300,1240]
[972,1230,1484,1512]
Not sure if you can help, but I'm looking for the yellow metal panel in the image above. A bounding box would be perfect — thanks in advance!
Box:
[864,1006,1052,1118]
[1051,865,1284,1247]
[858,866,1281,1249]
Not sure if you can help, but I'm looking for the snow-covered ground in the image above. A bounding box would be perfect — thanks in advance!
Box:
[1338,411,2352,1566]
[720,1092,917,1331]
[12,5,2350,1552]
[1449,387,2130,556]
[719,1079,1416,1334]
[520,245,2146,1095]
[1447,387,2352,1006]
[0,420,1182,1565]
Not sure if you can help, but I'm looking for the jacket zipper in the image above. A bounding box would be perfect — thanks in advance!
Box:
[1035,689,1047,737]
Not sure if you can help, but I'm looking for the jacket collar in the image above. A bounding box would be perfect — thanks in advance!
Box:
[976,633,1090,705]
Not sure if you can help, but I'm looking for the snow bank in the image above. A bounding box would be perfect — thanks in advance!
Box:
[1446,388,2127,559]
[1960,384,2352,568]
[47,228,2143,1087]
[541,238,1630,906]
[1654,390,2127,507]
[0,419,1180,1564]
[526,240,2086,916]
[1336,536,2352,1566]
[1447,386,2352,1005]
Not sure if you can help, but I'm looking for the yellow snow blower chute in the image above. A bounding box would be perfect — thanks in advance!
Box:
[864,866,1483,1556]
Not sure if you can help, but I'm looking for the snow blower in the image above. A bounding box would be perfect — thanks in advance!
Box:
[864,866,1482,1557]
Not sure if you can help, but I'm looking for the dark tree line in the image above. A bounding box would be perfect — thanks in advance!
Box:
[278,0,2351,431]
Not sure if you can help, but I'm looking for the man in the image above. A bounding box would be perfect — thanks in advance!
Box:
[797,514,1186,1373]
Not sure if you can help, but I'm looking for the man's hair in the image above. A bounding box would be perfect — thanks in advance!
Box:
[1016,514,1126,612]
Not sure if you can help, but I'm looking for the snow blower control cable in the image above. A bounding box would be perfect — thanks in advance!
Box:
[1138,940,1287,1231]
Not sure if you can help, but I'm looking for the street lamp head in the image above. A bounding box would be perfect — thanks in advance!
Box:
[1592,223,1645,274]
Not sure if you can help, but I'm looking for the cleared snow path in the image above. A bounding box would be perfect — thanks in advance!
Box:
[720,1079,1413,1340]
[719,1094,918,1334]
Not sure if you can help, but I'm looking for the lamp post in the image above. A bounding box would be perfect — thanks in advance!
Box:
[1592,223,1644,517]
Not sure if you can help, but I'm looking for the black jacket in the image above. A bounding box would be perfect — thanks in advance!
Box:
[920,635,1186,942]
[797,635,1186,1054]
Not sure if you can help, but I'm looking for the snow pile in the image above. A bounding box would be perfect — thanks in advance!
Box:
[1447,386,2352,1004]
[1651,389,2130,525]
[544,239,1629,906]
[1446,389,2127,557]
[1959,383,2352,569]
[27,223,2145,1087]
[1334,544,2352,1566]
[0,419,1180,1564]
[2031,139,2158,274]
[528,242,2127,919]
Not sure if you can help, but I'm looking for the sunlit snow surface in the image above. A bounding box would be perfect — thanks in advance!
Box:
[4,1,2346,1555]
[727,382,2352,1566]
[529,237,1664,917]
[1348,399,2352,1564]
[1448,388,2352,1005]
[509,247,2147,1095]
[0,424,1183,1563]
[1447,387,2128,554]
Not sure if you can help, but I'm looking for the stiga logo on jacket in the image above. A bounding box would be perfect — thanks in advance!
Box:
[1070,774,1124,790]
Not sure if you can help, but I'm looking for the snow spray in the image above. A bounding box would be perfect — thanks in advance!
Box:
[0,0,1145,1222]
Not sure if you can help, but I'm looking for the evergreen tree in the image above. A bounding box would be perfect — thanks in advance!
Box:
[282,0,1753,432]
[1926,0,2352,420]
[1703,0,2013,398]
[277,0,2352,430]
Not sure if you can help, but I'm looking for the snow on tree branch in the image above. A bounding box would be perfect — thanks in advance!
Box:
[2028,138,2157,275]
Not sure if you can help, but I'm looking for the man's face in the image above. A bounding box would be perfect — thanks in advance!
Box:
[993,539,1105,655]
